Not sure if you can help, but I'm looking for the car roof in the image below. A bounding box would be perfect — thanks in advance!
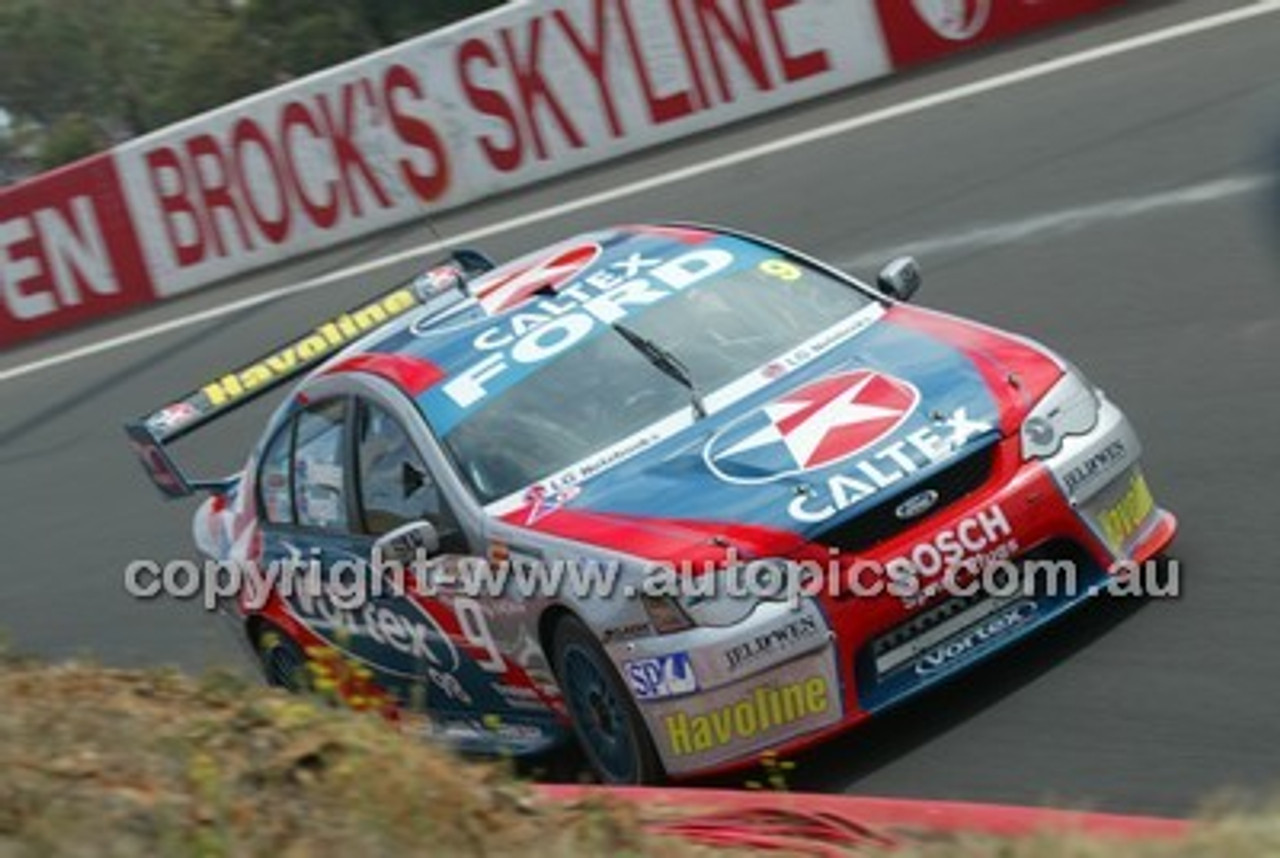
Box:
[330,223,735,390]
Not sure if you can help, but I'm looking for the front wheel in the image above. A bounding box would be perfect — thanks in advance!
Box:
[552,615,665,785]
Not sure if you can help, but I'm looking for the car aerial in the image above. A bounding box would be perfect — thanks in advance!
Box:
[126,223,1177,784]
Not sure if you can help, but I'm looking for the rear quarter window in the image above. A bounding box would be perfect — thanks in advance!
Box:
[293,401,350,531]
[258,423,293,525]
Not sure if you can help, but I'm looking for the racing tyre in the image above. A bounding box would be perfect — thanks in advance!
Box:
[254,624,311,693]
[552,615,665,785]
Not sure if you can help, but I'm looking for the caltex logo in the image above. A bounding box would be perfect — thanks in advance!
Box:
[705,370,920,485]
[524,482,582,524]
[474,242,602,313]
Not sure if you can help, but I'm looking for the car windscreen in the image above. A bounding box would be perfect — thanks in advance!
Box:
[441,253,873,505]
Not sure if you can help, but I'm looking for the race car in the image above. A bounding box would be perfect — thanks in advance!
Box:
[126,224,1176,784]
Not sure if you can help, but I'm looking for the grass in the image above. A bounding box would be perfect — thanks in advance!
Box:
[0,654,696,857]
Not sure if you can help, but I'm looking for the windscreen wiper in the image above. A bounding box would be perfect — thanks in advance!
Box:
[611,323,708,420]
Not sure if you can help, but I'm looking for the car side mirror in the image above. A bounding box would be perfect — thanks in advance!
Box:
[877,256,922,302]
[373,520,440,566]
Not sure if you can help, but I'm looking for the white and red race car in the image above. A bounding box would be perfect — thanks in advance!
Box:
[127,224,1175,783]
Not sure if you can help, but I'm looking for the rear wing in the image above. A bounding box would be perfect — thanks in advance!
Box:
[125,250,495,499]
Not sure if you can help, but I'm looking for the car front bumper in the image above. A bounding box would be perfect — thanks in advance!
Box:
[610,394,1176,779]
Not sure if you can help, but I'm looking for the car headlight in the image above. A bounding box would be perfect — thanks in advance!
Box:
[679,588,760,628]
[642,558,797,630]
[1021,362,1101,460]
[640,594,694,634]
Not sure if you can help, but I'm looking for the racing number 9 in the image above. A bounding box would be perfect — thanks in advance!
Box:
[760,259,803,282]
[455,597,507,674]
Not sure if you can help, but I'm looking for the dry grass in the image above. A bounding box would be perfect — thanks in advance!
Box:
[0,651,698,858]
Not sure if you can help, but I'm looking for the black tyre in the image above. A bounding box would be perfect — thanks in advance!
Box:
[253,623,311,693]
[551,614,665,785]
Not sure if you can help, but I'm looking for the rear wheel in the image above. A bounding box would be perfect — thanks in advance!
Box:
[551,615,664,785]
[253,624,311,692]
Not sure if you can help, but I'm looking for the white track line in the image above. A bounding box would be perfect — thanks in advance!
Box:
[3,0,1278,386]
[841,174,1277,268]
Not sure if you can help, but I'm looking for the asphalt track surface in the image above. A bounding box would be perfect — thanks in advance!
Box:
[2,0,1278,817]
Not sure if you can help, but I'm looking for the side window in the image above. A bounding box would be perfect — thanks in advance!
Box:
[259,423,293,525]
[294,400,350,531]
[356,400,462,545]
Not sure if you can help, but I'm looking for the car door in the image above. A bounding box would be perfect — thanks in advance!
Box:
[256,395,471,712]
[348,393,570,749]
[255,385,564,751]
[347,394,486,713]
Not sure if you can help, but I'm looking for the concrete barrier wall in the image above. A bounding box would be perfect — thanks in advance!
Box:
[0,0,1118,348]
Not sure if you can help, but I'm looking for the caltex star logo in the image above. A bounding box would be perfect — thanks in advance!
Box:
[475,243,602,312]
[705,370,920,484]
[523,482,582,525]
